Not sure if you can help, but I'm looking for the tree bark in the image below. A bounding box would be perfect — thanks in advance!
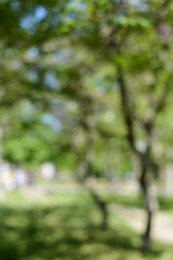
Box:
[76,152,109,229]
[116,64,159,251]
[140,177,153,251]
[138,156,158,252]
[87,185,108,229]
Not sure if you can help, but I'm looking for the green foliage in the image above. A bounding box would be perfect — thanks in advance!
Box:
[0,0,173,176]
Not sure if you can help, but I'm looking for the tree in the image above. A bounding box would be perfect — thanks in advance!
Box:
[1,0,173,251]
[55,0,173,251]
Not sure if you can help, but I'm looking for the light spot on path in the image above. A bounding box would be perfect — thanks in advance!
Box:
[111,204,173,244]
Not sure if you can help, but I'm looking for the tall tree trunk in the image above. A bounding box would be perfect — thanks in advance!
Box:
[116,64,156,251]
[139,158,158,252]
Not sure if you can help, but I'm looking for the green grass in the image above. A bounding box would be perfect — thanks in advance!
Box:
[104,193,173,212]
[157,196,173,211]
[104,194,144,208]
[0,190,172,259]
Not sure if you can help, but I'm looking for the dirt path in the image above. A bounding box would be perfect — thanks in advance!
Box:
[111,204,173,245]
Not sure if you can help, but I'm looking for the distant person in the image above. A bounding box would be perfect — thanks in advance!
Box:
[14,169,27,188]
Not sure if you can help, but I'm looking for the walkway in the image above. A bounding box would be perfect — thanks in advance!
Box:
[112,204,173,245]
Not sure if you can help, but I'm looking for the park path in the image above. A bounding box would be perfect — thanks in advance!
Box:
[111,204,173,245]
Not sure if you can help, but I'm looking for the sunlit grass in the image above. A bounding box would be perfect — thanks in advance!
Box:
[0,189,172,259]
[105,193,173,213]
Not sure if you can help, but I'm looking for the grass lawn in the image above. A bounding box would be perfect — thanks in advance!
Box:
[0,189,172,259]
[104,193,173,212]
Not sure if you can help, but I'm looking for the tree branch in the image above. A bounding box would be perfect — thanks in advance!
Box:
[116,65,137,152]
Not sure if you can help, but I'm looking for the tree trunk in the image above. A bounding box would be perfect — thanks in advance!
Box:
[139,170,158,252]
[77,162,109,229]
[88,186,108,229]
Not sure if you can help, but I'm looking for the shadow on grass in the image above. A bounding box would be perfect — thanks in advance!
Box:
[0,201,168,260]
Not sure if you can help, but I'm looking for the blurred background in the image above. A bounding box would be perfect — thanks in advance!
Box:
[0,0,173,259]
